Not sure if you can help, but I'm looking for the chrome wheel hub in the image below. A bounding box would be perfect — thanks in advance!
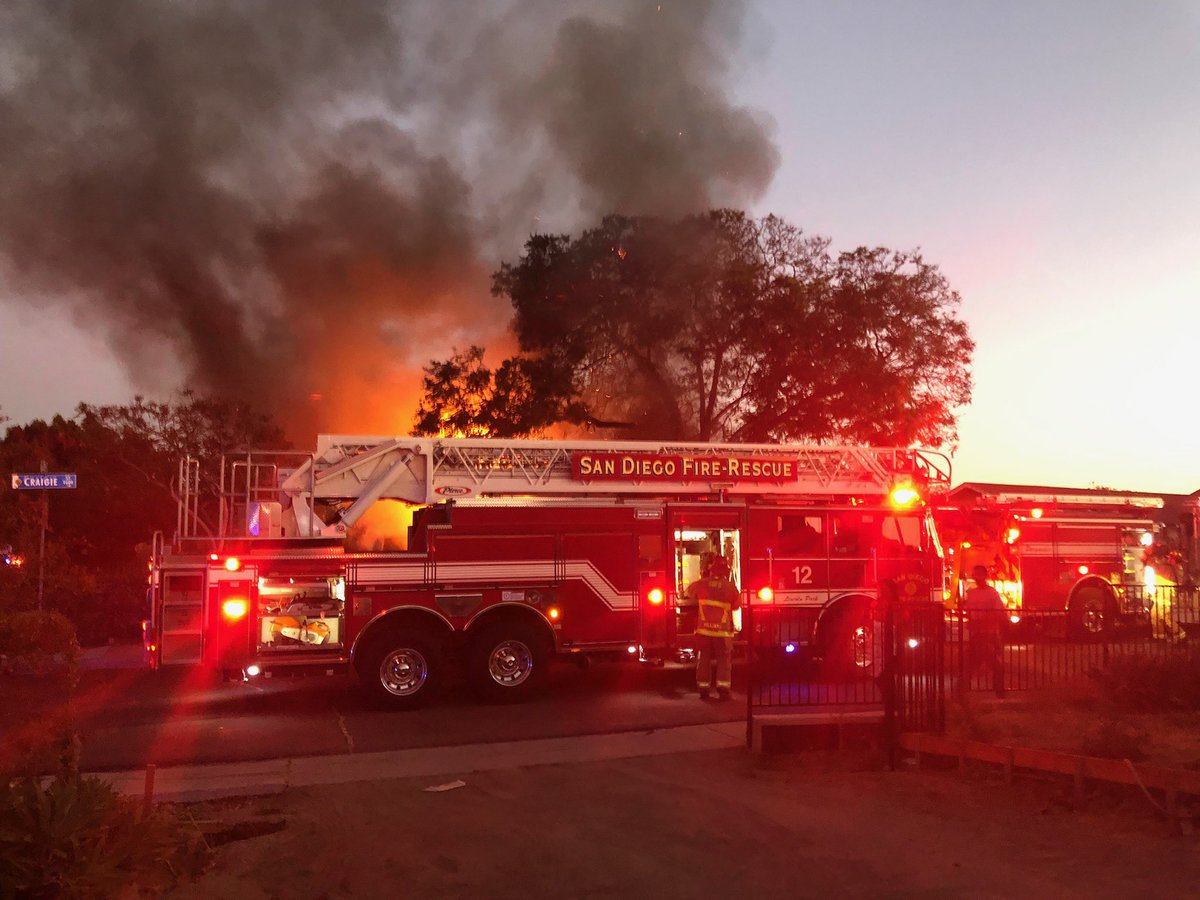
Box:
[380,648,428,697]
[487,639,534,687]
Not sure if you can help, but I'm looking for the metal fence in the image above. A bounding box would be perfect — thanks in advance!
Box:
[745,604,883,708]
[744,585,1200,747]
[744,596,946,735]
[950,585,1200,695]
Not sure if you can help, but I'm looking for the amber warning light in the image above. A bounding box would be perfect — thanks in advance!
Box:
[222,598,248,620]
[889,483,921,508]
[647,588,665,606]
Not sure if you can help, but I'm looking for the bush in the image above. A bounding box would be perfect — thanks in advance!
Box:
[0,610,79,684]
[1095,652,1200,712]
[0,773,208,898]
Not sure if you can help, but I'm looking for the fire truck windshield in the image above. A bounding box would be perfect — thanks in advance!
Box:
[881,515,921,549]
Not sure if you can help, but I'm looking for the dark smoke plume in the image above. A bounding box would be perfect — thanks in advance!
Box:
[0,0,778,439]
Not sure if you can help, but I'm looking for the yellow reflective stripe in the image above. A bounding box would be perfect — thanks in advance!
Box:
[697,597,734,637]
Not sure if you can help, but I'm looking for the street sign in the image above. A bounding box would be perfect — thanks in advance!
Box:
[10,472,78,490]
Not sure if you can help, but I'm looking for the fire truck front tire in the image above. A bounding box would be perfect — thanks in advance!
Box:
[1069,584,1117,640]
[467,621,549,703]
[357,628,444,709]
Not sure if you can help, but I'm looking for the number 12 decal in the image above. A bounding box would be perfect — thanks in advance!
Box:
[792,565,813,585]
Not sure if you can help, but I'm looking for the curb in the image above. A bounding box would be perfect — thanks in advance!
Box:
[900,732,1200,820]
[92,722,747,803]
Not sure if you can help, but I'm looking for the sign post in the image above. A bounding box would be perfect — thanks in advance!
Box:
[9,464,78,611]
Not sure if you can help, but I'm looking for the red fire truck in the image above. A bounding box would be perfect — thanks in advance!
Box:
[144,437,950,707]
[935,483,1162,636]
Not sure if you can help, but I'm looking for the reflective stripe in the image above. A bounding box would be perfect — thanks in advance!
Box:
[697,598,734,637]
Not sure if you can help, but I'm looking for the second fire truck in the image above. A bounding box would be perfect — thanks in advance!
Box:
[144,437,950,707]
[935,483,1164,636]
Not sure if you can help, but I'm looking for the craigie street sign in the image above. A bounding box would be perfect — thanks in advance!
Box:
[10,472,78,490]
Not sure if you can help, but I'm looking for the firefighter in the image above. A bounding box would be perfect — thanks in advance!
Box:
[960,564,1006,698]
[685,552,741,700]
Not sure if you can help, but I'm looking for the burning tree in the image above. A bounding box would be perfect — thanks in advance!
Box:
[417,210,974,446]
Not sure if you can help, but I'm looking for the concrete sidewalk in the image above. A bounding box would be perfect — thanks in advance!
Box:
[79,643,145,670]
[93,721,747,803]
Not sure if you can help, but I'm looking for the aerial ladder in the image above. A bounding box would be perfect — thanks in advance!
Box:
[202,436,955,541]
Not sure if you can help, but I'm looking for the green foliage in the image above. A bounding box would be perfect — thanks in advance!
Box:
[0,610,79,682]
[742,244,973,446]
[419,209,974,445]
[1,392,285,645]
[0,773,208,898]
[1095,653,1200,712]
[413,346,610,437]
[77,390,287,537]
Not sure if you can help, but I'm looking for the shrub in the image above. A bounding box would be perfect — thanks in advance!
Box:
[1095,652,1200,712]
[0,610,79,684]
[0,773,208,898]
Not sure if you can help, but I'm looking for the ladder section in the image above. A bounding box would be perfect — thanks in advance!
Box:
[281,436,951,526]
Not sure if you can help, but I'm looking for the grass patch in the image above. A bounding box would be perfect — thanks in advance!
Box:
[1093,652,1200,712]
[945,678,1200,770]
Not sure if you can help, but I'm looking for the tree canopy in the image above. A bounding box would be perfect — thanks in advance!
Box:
[0,393,284,642]
[415,210,974,446]
[76,391,287,537]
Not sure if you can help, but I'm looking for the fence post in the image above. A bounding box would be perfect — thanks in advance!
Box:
[934,602,946,733]
[883,579,898,771]
[744,592,754,749]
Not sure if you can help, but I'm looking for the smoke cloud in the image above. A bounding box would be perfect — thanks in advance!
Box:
[0,0,779,440]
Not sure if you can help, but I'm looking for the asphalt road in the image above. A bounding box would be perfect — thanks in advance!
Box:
[40,632,1163,773]
[67,652,746,772]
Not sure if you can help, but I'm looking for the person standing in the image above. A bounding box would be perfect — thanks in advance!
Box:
[685,552,741,700]
[960,564,1007,697]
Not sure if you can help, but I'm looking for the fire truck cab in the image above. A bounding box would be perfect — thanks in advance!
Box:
[144,437,950,707]
[936,483,1162,636]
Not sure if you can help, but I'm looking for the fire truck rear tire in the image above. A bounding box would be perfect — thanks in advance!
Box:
[357,628,444,709]
[821,604,877,679]
[467,621,549,703]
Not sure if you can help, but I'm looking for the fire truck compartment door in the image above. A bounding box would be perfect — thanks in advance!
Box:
[669,507,744,638]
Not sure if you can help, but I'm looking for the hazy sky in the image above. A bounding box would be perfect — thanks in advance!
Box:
[1,0,1197,493]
